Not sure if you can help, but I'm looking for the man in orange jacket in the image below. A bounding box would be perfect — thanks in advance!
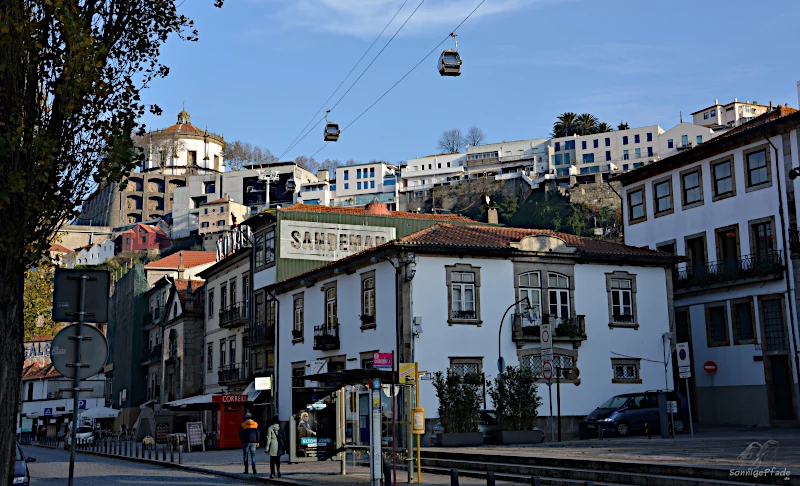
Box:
[239,413,260,474]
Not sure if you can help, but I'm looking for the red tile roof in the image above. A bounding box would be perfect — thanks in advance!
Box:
[22,359,63,381]
[161,123,206,135]
[203,198,228,205]
[174,279,205,306]
[145,251,217,269]
[716,105,798,139]
[49,244,73,254]
[278,204,476,222]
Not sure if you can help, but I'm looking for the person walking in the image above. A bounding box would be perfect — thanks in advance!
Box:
[265,415,284,478]
[239,413,260,474]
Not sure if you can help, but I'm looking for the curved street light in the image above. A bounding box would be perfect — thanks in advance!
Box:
[497,296,534,374]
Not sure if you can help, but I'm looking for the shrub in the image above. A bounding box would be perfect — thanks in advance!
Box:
[432,371,482,434]
[487,365,542,431]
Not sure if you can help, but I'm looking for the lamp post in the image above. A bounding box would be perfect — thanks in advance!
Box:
[497,297,532,374]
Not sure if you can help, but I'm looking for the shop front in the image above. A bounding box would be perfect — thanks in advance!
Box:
[165,393,249,449]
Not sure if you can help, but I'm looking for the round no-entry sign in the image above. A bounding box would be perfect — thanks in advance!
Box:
[703,361,717,375]
[678,348,687,361]
[541,361,553,381]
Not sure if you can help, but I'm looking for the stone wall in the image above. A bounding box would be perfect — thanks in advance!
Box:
[568,181,622,211]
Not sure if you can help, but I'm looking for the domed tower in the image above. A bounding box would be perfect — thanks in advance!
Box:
[141,107,225,175]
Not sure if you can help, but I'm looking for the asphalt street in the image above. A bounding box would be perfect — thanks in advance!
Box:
[20,445,252,485]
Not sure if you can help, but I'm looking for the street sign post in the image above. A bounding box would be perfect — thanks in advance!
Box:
[541,361,553,381]
[703,361,717,374]
[540,322,554,443]
[675,342,694,439]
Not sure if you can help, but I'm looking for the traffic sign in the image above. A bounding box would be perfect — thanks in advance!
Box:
[676,342,691,372]
[52,269,110,323]
[703,361,717,375]
[540,322,553,362]
[78,400,86,410]
[541,361,553,381]
[666,401,678,413]
[50,324,108,379]
[44,408,53,416]
[679,370,691,378]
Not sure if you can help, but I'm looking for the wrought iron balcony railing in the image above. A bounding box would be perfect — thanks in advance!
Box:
[314,319,340,351]
[141,343,162,366]
[244,319,275,347]
[218,364,248,385]
[219,302,248,329]
[451,309,477,320]
[675,250,782,289]
[512,314,587,344]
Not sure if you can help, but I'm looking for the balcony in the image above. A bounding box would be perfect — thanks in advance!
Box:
[675,250,783,291]
[144,306,165,329]
[141,344,162,366]
[511,314,587,348]
[218,364,248,386]
[244,320,275,347]
[219,302,248,329]
[790,228,800,258]
[314,320,340,351]
[676,142,693,151]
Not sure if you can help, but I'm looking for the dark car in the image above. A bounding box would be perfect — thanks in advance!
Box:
[15,443,36,485]
[580,391,689,438]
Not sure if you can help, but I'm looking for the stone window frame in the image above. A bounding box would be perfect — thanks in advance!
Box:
[627,185,647,225]
[292,292,304,344]
[743,143,772,192]
[605,271,639,329]
[360,350,378,370]
[611,358,642,384]
[730,297,758,346]
[360,270,377,331]
[710,155,736,202]
[445,264,482,326]
[652,175,675,218]
[714,224,741,262]
[683,232,708,276]
[679,165,704,210]
[704,302,730,348]
[448,357,484,380]
[517,347,579,385]
[748,216,777,256]
[323,281,338,327]
[757,294,790,354]
[292,361,306,388]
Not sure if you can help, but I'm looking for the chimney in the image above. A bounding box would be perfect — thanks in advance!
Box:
[487,207,499,225]
[715,98,718,105]
[177,251,185,279]
[769,100,773,110]
[734,97,738,102]
[318,170,329,182]
[223,193,228,201]
[797,80,799,109]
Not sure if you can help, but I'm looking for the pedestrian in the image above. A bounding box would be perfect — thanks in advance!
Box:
[265,415,284,479]
[239,412,260,474]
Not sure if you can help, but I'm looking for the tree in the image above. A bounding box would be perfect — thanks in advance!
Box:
[0,1,220,480]
[432,370,482,434]
[23,262,59,342]
[437,128,465,153]
[133,132,187,171]
[465,126,486,147]
[552,112,578,137]
[224,140,277,170]
[575,113,599,136]
[595,122,614,133]
[553,112,614,137]
[617,122,630,130]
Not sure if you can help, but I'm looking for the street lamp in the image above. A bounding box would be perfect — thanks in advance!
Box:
[497,297,534,374]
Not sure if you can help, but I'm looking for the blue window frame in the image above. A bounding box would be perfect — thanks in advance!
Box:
[565,140,575,150]
[593,139,599,148]
[330,184,336,191]
[681,135,689,147]
[344,183,349,190]
[623,164,629,171]
[583,153,594,163]
[357,169,361,179]
[633,162,644,169]
[370,181,375,189]
[634,134,640,143]
[622,136,629,145]
[635,148,641,159]
[556,168,569,176]
[344,170,349,181]
[647,133,653,142]
[697,135,703,144]
[564,153,571,165]
[555,142,561,152]
[582,141,587,150]
[370,168,375,178]
[606,151,611,161]
[647,146,653,157]
[357,182,362,190]
[554,154,563,166]
[704,112,709,119]
[668,139,674,149]
[605,138,611,147]
[623,150,629,160]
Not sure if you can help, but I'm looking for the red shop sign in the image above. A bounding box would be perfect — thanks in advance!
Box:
[212,394,248,403]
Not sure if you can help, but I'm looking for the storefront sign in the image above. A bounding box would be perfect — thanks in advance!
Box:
[280,221,396,261]
[373,353,392,370]
[412,408,425,435]
[212,394,248,403]
[21,418,33,433]
[186,422,204,449]
[155,423,170,443]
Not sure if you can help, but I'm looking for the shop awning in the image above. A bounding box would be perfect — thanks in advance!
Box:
[303,369,393,388]
[81,407,120,419]
[165,394,215,408]
[164,393,249,409]
[243,381,262,403]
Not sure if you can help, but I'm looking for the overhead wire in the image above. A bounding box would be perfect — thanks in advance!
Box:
[306,0,488,159]
[274,0,414,163]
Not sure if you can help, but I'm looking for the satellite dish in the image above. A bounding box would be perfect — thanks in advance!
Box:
[50,324,108,379]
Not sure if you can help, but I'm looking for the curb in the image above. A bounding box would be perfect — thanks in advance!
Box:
[29,443,300,485]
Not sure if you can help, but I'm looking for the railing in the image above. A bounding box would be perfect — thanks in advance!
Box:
[676,142,693,151]
[219,302,248,329]
[789,228,800,256]
[451,309,477,320]
[314,320,340,350]
[512,314,587,342]
[675,250,783,289]
[611,313,636,324]
[218,364,248,384]
[244,320,275,347]
[333,192,397,207]
[141,343,162,366]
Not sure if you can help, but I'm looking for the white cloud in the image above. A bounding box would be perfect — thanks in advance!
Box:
[256,0,540,38]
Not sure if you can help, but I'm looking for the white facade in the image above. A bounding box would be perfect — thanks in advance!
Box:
[63,240,115,268]
[297,162,399,209]
[619,115,800,426]
[691,99,770,131]
[141,109,225,175]
[401,153,466,192]
[466,139,549,176]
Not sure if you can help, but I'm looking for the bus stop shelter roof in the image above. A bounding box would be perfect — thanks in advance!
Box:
[303,369,393,387]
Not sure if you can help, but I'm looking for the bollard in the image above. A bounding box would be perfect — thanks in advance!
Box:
[136,442,139,458]
[531,476,542,486]
[645,422,650,439]
[170,443,174,463]
[486,471,496,486]
[125,441,129,456]
[450,468,459,486]
[148,445,152,460]
[178,443,183,465]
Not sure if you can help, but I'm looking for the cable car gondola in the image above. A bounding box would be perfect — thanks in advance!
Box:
[324,110,340,142]
[438,33,462,77]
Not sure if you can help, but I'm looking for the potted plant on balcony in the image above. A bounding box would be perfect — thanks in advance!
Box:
[360,314,375,328]
[431,370,482,447]
[521,324,540,337]
[555,318,579,338]
[291,329,303,339]
[487,365,544,445]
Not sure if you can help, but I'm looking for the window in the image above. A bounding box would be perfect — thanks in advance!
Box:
[732,299,756,344]
[760,297,787,352]
[704,112,709,120]
[581,141,587,150]
[356,169,361,179]
[370,181,375,189]
[635,148,641,159]
[628,187,646,223]
[582,153,594,163]
[681,168,703,207]
[220,283,227,312]
[554,142,561,152]
[27,382,33,401]
[292,362,306,388]
[142,235,148,244]
[605,137,611,147]
[745,148,769,188]
[611,358,641,384]
[447,264,481,324]
[653,178,673,215]
[189,151,198,165]
[634,134,640,144]
[361,351,376,369]
[204,181,215,194]
[229,338,236,365]
[255,229,275,269]
[593,139,599,148]
[207,344,213,371]
[750,219,775,259]
[325,285,337,326]
[705,304,730,347]
[605,151,611,161]
[564,153,571,165]
[622,136,629,145]
[608,276,635,325]
[293,294,304,335]
[255,234,264,268]
[517,272,542,323]
[667,139,674,149]
[681,135,689,147]
[521,352,575,380]
[370,168,375,178]
[344,183,349,190]
[449,357,483,381]
[547,273,569,318]
[208,289,214,316]
[646,133,653,142]
[696,135,703,145]
[565,140,575,150]
[712,158,735,199]
[344,170,349,180]
[219,339,227,367]
[254,291,264,326]
[623,150,629,160]
[357,182,362,190]
[361,273,376,326]
[554,154,563,166]
[711,109,716,116]
[204,208,208,215]
[217,219,225,226]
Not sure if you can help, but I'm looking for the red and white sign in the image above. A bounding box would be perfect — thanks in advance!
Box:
[212,394,248,403]
[373,352,392,370]
[541,361,553,381]
[703,361,717,375]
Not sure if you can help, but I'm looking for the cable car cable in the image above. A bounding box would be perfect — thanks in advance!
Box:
[307,0,486,159]
[275,0,413,160]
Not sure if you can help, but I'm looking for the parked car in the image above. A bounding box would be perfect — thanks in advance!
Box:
[431,410,501,445]
[64,425,94,450]
[15,443,35,485]
[580,391,689,439]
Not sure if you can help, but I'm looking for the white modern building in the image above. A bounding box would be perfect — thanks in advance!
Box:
[692,99,771,131]
[618,105,800,427]
[401,153,467,193]
[267,223,676,441]
[548,123,716,180]
[62,239,116,268]
[297,162,399,209]
[465,138,549,176]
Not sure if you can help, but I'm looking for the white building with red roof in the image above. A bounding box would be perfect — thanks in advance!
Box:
[140,108,225,175]
[144,250,218,286]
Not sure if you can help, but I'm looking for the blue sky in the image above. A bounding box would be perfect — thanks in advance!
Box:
[140,0,800,165]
